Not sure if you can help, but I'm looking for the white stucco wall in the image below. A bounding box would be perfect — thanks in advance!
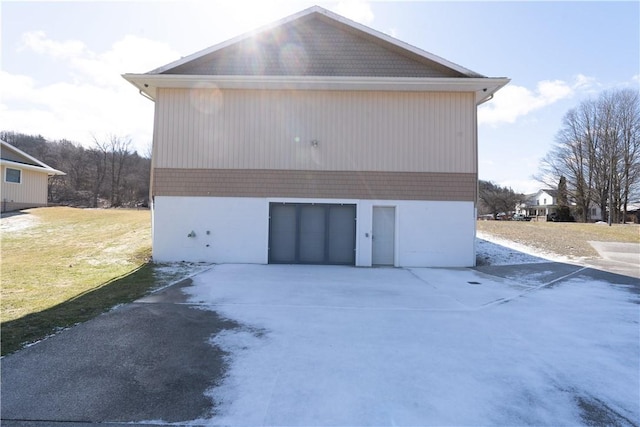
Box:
[152,196,476,267]
[152,196,269,263]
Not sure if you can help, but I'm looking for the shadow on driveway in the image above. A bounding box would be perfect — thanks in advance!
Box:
[1,280,241,424]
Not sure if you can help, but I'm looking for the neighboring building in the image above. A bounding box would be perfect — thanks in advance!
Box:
[1,140,65,213]
[588,205,604,222]
[123,6,509,267]
[517,188,602,221]
[521,189,559,218]
[626,202,640,223]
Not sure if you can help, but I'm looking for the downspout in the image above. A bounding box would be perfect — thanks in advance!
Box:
[138,89,154,102]
[477,93,494,106]
[134,84,157,254]
[473,91,493,267]
[474,91,495,207]
[134,85,155,204]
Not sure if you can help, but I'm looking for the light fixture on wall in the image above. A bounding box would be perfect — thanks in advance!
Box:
[311,139,319,147]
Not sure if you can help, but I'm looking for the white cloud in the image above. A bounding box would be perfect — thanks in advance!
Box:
[20,31,179,88]
[334,0,374,25]
[496,179,542,195]
[573,73,597,89]
[21,30,88,59]
[385,27,399,38]
[1,33,180,153]
[0,72,37,103]
[479,75,596,126]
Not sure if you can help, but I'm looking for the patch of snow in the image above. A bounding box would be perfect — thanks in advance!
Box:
[476,231,579,265]
[182,264,639,426]
[153,262,212,277]
[475,236,548,266]
[150,262,214,292]
[0,213,39,232]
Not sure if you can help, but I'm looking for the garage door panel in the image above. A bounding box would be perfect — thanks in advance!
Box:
[328,205,356,264]
[269,204,297,263]
[299,205,326,263]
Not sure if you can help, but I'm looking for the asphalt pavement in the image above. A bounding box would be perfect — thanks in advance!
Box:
[1,280,239,426]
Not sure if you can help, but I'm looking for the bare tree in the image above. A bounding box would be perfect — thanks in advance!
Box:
[90,136,109,208]
[107,136,132,207]
[539,102,598,222]
[478,180,524,219]
[595,91,620,224]
[539,89,640,223]
[616,89,640,221]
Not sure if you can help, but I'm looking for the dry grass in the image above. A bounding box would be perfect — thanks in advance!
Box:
[477,220,640,260]
[1,207,208,355]
[1,207,152,324]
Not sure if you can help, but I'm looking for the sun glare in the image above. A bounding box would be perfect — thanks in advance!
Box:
[211,0,304,34]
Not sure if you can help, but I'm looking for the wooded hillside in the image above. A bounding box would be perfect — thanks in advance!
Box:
[1,131,150,208]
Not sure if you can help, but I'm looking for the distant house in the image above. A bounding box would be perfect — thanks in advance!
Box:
[588,205,603,222]
[527,189,558,218]
[516,188,602,221]
[1,140,65,213]
[626,202,640,223]
[123,6,509,267]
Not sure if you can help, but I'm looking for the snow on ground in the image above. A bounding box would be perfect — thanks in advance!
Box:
[475,235,549,266]
[184,264,639,426]
[476,231,577,265]
[0,212,40,232]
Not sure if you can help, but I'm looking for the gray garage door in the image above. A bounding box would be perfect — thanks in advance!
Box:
[269,203,356,265]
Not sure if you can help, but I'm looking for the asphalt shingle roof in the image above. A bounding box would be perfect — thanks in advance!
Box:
[165,14,466,78]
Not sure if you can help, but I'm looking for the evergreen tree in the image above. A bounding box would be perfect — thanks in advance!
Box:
[556,176,572,221]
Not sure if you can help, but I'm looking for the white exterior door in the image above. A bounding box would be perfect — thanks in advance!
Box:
[372,206,395,266]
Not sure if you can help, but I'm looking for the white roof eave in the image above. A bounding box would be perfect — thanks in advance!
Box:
[122,74,510,104]
[1,139,64,172]
[1,159,66,176]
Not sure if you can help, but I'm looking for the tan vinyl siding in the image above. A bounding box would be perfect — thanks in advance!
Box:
[153,168,476,201]
[1,166,48,209]
[154,88,476,173]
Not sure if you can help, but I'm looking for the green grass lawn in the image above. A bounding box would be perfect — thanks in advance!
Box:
[1,207,198,355]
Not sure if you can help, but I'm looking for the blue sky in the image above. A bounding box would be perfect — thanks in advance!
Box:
[1,1,638,193]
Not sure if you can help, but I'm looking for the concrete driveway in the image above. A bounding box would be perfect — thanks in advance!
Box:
[588,241,640,278]
[2,263,638,426]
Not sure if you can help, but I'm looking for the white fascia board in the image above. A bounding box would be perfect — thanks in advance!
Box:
[122,74,510,104]
[1,159,66,176]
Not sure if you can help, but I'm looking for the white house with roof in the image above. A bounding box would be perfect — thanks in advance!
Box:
[123,6,508,267]
[516,188,604,221]
[528,189,559,218]
[1,140,65,213]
